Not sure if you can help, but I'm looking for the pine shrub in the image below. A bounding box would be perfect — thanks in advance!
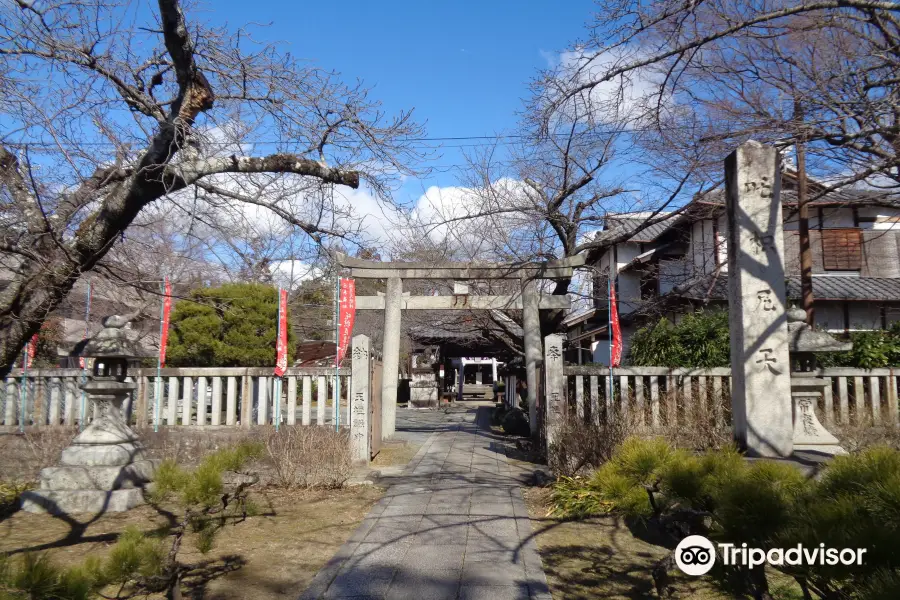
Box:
[549,441,900,599]
[166,282,295,367]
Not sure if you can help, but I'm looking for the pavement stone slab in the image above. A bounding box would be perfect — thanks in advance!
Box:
[300,405,550,600]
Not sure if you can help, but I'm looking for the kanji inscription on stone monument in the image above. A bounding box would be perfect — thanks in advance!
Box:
[726,141,793,457]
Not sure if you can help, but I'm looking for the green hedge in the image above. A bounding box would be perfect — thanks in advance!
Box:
[628,310,731,368]
[630,310,900,369]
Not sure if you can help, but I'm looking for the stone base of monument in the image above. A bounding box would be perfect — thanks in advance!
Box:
[22,448,157,515]
[409,385,439,408]
[792,388,846,456]
[22,395,157,515]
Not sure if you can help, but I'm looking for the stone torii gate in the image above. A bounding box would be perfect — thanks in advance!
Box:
[335,253,584,439]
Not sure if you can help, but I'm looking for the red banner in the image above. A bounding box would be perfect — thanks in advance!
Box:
[159,277,172,367]
[25,333,38,369]
[610,285,622,367]
[274,288,289,376]
[337,278,356,365]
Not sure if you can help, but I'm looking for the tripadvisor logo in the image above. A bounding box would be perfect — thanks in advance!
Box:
[675,535,716,576]
[675,536,868,576]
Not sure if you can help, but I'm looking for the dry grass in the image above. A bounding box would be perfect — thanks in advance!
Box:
[548,412,638,477]
[549,390,735,478]
[370,442,420,468]
[142,428,257,466]
[261,425,352,489]
[0,428,77,482]
[833,410,900,453]
[523,487,803,600]
[0,486,383,599]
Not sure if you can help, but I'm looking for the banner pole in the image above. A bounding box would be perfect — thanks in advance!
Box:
[79,282,92,431]
[19,345,28,433]
[154,277,165,432]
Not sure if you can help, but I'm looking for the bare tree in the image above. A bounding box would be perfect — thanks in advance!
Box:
[534,0,900,193]
[394,91,707,352]
[0,0,425,376]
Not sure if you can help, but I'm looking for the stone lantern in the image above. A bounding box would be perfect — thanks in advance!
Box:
[22,314,158,514]
[786,307,852,455]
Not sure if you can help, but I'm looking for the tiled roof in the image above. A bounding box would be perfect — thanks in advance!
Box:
[697,188,900,208]
[674,273,900,302]
[596,212,680,243]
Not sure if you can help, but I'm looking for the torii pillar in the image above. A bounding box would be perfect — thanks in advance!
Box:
[381,277,402,438]
[521,278,541,430]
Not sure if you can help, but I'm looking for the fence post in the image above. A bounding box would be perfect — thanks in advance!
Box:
[350,335,371,463]
[544,334,565,448]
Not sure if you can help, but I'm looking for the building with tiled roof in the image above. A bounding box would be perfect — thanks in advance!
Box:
[567,174,900,364]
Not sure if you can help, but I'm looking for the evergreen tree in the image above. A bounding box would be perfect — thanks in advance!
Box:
[166,283,294,367]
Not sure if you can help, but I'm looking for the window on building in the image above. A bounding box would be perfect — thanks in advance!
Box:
[821,229,862,271]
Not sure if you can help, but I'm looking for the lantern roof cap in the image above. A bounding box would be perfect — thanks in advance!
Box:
[787,307,853,353]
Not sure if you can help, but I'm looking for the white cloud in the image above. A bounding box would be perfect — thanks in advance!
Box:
[552,46,662,127]
[269,260,322,289]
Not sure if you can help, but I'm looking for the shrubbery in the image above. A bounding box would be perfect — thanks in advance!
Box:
[815,323,900,369]
[629,311,731,368]
[631,310,900,369]
[166,283,295,367]
[550,438,900,599]
[0,441,263,600]
[262,425,352,489]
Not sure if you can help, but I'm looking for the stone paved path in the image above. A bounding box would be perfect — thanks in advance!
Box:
[301,405,550,600]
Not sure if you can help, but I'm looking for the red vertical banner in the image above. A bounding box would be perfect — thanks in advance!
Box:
[274,288,289,376]
[25,333,38,368]
[159,277,172,367]
[610,285,622,367]
[337,278,356,364]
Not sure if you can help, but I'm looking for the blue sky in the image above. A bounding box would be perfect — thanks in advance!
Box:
[211,0,597,204]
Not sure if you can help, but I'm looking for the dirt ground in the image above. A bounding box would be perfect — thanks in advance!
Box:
[369,440,420,468]
[523,487,804,600]
[0,486,383,599]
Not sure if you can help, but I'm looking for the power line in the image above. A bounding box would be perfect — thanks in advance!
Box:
[0,125,710,149]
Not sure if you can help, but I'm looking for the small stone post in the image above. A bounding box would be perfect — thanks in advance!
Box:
[544,334,565,447]
[380,277,402,439]
[350,335,371,464]
[726,141,793,457]
[522,278,542,431]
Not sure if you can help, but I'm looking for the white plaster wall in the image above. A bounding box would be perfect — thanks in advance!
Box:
[618,273,641,315]
[717,214,729,270]
[616,242,642,268]
[590,326,635,365]
[616,243,642,315]
[592,339,610,365]
[690,221,704,271]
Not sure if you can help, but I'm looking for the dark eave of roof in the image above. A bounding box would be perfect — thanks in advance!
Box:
[673,273,900,303]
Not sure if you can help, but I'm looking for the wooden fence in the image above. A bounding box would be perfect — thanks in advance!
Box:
[561,366,900,429]
[1,367,351,430]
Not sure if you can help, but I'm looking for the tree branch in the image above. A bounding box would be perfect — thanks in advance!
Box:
[170,154,360,189]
